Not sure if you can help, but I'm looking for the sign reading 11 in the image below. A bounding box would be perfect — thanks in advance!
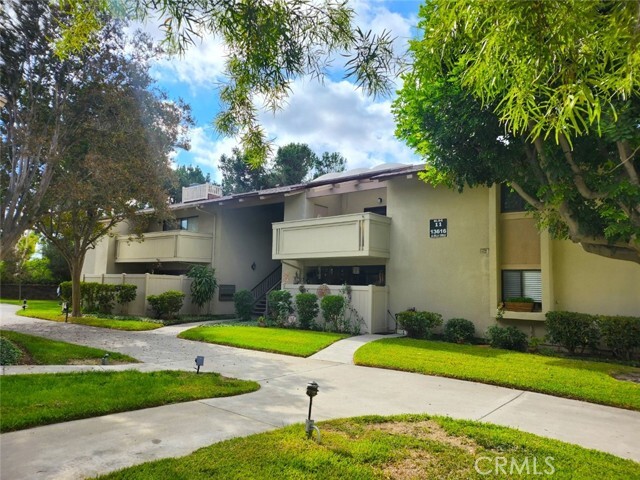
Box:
[429,218,447,238]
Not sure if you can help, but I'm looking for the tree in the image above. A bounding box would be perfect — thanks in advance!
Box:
[219,148,270,194]
[0,1,73,258]
[34,15,191,317]
[394,0,640,264]
[270,143,318,186]
[41,240,71,284]
[168,165,211,203]
[311,152,347,179]
[55,0,401,165]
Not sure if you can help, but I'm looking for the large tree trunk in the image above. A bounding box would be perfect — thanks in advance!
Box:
[69,258,84,317]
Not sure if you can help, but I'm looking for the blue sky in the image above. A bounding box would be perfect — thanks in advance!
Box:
[145,0,423,183]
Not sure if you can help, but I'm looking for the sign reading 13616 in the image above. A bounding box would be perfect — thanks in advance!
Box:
[429,218,447,238]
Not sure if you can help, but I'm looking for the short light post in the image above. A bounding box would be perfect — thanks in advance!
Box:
[22,299,27,310]
[195,356,205,374]
[305,381,321,442]
[61,302,69,322]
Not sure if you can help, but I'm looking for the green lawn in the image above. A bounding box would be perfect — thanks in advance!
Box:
[354,338,640,411]
[0,370,259,432]
[179,325,349,357]
[94,414,640,479]
[0,330,137,365]
[2,299,162,331]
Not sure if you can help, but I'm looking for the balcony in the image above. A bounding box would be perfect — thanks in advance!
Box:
[272,212,391,260]
[116,231,213,263]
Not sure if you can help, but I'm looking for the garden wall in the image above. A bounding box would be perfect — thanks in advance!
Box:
[82,273,197,316]
[282,284,389,334]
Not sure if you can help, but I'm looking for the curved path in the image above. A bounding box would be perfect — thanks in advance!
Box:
[1,304,639,479]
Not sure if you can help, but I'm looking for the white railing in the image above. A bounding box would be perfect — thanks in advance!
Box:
[182,183,223,203]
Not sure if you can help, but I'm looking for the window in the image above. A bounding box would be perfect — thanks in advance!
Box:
[500,184,527,213]
[364,206,387,216]
[218,285,236,301]
[305,265,385,286]
[502,270,542,303]
[163,216,199,232]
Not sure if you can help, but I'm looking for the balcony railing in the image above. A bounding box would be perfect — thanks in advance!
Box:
[272,212,391,260]
[115,231,213,263]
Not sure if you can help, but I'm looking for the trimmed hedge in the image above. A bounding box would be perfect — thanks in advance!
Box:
[295,292,319,330]
[396,310,443,339]
[267,290,293,325]
[233,290,254,322]
[545,311,600,355]
[147,290,184,319]
[321,295,345,331]
[598,315,640,361]
[444,318,475,344]
[59,281,137,314]
[486,325,528,352]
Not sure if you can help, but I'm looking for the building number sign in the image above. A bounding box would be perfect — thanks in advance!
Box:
[429,218,447,238]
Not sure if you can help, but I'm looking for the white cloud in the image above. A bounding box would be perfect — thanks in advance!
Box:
[175,127,239,183]
[258,78,418,169]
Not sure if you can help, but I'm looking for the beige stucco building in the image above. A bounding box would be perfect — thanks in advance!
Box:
[83,164,640,335]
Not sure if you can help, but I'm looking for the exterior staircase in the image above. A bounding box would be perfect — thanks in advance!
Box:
[250,265,282,317]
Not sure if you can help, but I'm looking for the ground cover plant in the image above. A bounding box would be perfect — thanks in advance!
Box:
[354,338,640,411]
[93,414,640,479]
[0,330,136,365]
[2,299,162,331]
[179,325,349,357]
[0,370,259,432]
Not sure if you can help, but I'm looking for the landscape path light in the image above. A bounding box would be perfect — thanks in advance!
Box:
[305,381,321,442]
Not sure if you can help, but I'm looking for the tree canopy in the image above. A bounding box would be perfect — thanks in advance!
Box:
[24,6,192,316]
[54,0,402,165]
[169,165,211,203]
[394,0,640,264]
[219,143,347,194]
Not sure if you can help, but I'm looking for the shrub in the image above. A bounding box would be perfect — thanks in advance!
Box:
[295,292,319,330]
[396,310,443,339]
[187,266,218,310]
[115,284,137,305]
[505,296,534,303]
[59,281,73,301]
[545,311,600,355]
[486,325,528,352]
[267,290,293,326]
[321,295,345,331]
[147,290,185,319]
[444,318,476,343]
[0,337,22,365]
[233,290,254,322]
[598,315,640,361]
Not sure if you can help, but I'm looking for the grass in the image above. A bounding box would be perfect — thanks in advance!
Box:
[93,414,640,479]
[0,370,259,432]
[354,338,640,411]
[0,329,137,365]
[2,299,163,331]
[179,325,349,357]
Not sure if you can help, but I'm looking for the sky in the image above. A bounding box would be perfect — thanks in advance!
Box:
[145,0,423,183]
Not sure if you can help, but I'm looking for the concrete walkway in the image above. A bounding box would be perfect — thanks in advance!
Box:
[1,304,639,479]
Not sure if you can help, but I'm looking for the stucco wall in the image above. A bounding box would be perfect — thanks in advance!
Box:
[212,203,283,314]
[552,240,640,316]
[386,177,493,334]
